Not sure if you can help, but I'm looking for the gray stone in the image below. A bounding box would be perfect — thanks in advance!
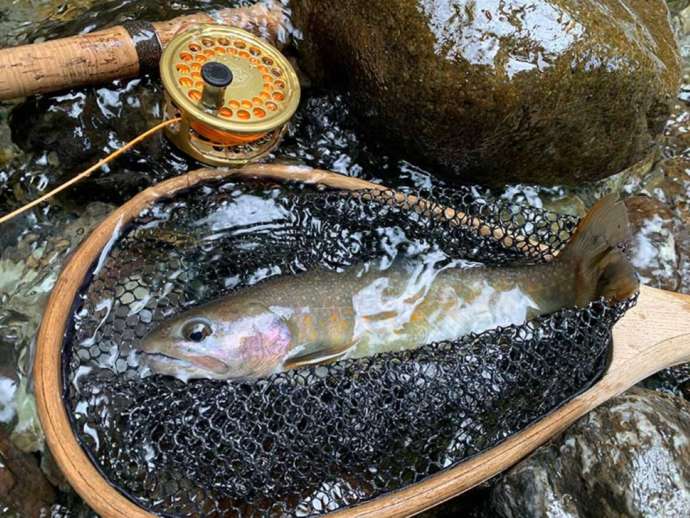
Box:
[490,387,690,518]
[625,196,680,291]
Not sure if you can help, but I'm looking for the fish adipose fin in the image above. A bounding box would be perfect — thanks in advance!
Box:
[283,342,353,370]
[558,194,639,306]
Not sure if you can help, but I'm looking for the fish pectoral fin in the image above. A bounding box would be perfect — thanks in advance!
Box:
[283,342,352,370]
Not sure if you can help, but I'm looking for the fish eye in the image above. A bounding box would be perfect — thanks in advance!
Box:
[181,320,212,342]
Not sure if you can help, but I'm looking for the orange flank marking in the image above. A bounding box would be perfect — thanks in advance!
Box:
[298,314,319,343]
[409,307,427,323]
[403,289,425,305]
[362,310,399,322]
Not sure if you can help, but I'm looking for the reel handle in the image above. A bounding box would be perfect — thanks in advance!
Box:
[201,62,234,109]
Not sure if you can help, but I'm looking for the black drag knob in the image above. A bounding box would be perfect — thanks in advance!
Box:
[201,62,233,88]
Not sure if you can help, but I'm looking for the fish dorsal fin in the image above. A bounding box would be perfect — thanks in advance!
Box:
[283,341,353,370]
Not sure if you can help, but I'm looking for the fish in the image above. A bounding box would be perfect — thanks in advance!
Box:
[137,195,639,381]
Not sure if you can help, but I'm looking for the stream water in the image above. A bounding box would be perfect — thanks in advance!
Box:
[0,0,689,516]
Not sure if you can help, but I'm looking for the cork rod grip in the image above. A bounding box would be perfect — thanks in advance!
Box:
[0,26,139,99]
[0,2,285,101]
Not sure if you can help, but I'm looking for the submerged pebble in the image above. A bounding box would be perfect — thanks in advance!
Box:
[0,202,113,453]
[625,196,680,291]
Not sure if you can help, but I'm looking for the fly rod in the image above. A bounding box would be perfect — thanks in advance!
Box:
[0,1,285,100]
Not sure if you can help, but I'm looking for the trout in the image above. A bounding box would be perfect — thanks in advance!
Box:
[138,195,638,381]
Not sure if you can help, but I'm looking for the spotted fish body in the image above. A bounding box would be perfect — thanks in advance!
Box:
[139,195,638,381]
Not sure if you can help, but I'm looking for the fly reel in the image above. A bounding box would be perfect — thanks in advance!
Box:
[160,25,300,166]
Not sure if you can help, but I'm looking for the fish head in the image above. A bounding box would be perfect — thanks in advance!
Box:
[138,301,292,381]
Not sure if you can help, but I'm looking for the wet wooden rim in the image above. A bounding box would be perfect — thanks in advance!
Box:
[34,166,690,517]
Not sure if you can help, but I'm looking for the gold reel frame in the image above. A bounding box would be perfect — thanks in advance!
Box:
[163,101,287,166]
[34,165,690,517]
[160,25,300,166]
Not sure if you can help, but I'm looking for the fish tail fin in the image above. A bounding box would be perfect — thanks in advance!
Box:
[558,194,638,305]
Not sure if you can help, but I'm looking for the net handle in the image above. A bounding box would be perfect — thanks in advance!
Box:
[34,166,690,517]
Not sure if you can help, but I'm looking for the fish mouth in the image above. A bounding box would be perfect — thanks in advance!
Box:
[140,351,229,377]
[142,352,195,371]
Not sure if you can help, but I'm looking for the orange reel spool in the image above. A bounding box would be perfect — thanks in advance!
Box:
[189,122,266,146]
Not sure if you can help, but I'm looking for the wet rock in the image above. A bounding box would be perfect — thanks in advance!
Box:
[40,449,71,493]
[615,151,690,295]
[292,0,681,186]
[642,363,690,401]
[669,1,690,16]
[490,387,690,518]
[624,195,680,290]
[7,77,191,203]
[0,426,56,517]
[655,155,690,224]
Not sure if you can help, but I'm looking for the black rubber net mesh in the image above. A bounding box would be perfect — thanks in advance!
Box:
[62,179,635,517]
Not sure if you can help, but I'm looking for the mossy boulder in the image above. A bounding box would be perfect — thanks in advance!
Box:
[291,0,681,186]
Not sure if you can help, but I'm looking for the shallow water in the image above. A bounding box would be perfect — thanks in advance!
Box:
[0,0,688,515]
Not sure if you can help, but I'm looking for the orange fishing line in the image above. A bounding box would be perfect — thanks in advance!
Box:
[0,117,181,225]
